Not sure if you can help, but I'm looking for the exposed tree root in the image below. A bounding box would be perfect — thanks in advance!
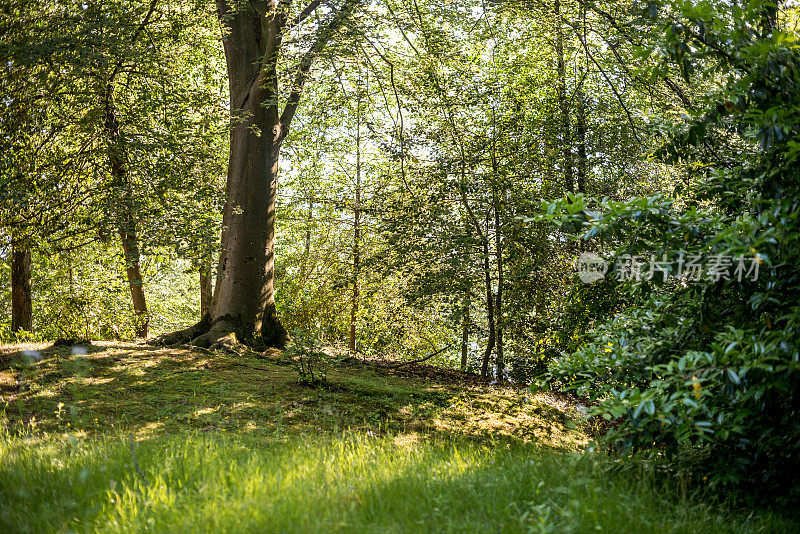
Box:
[148,316,209,346]
[188,320,240,352]
[149,316,249,354]
[149,309,290,353]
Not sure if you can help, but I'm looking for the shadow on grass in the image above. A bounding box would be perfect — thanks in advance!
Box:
[0,343,585,451]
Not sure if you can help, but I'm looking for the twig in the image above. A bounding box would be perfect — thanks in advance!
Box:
[170,367,208,374]
[129,434,149,487]
[169,362,271,374]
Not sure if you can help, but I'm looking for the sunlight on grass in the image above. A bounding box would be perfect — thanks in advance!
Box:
[1,344,795,532]
[0,430,793,533]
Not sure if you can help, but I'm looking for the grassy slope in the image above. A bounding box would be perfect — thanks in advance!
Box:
[0,342,794,533]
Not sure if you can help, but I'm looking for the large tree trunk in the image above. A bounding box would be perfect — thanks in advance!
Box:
[200,1,288,348]
[11,238,32,333]
[154,0,359,349]
[208,80,286,346]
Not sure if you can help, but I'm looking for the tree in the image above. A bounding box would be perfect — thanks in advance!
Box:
[158,0,362,349]
[2,0,228,338]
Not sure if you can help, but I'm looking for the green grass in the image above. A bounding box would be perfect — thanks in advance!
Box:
[0,342,795,532]
[2,431,793,533]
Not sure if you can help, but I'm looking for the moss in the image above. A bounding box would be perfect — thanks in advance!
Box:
[0,342,586,448]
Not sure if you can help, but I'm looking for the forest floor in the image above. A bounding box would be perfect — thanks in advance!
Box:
[0,341,794,533]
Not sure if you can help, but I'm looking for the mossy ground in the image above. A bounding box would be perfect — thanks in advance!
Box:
[0,342,587,447]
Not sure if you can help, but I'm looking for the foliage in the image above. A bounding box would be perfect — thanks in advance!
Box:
[286,326,328,386]
[540,0,800,507]
[0,245,203,341]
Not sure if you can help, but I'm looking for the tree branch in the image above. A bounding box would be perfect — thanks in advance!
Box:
[279,0,362,136]
[287,0,324,31]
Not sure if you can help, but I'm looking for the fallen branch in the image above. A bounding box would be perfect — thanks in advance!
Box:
[366,344,454,369]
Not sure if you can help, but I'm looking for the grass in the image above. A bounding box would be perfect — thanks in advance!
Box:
[0,342,795,533]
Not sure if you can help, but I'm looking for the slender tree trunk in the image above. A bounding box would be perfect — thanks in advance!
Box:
[303,199,313,273]
[349,83,362,354]
[103,85,148,338]
[555,0,573,193]
[93,0,157,340]
[761,3,778,35]
[457,165,494,378]
[460,217,471,372]
[460,289,470,371]
[489,114,505,380]
[480,213,496,378]
[200,260,213,321]
[577,89,587,194]
[305,204,313,257]
[11,238,32,333]
[120,222,148,338]
[67,251,74,297]
[492,188,504,381]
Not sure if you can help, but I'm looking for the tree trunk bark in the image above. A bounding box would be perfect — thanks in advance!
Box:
[11,238,32,333]
[302,199,313,276]
[480,213,496,379]
[492,188,504,381]
[120,222,149,338]
[210,90,285,346]
[490,118,505,380]
[349,87,361,354]
[460,289,470,371]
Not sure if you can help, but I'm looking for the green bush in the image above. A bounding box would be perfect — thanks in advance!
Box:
[539,0,800,509]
